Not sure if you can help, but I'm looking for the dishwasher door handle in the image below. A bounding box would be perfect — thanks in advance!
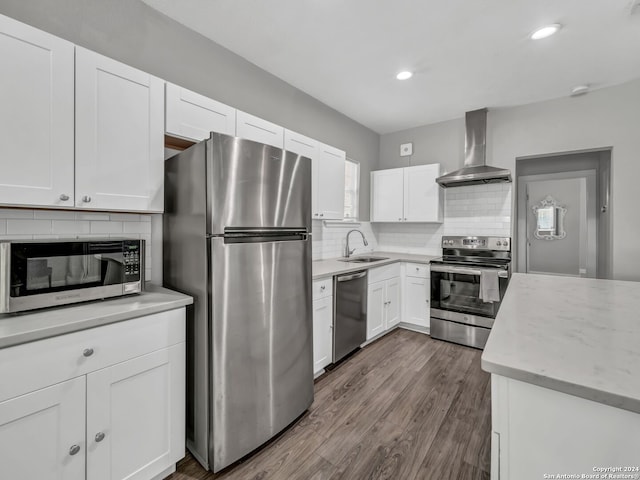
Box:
[336,271,367,282]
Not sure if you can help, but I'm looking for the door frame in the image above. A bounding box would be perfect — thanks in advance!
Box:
[517,170,597,277]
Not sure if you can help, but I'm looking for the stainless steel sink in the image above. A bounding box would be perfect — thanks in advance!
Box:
[338,256,389,263]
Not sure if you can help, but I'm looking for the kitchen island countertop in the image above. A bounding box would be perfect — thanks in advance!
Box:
[482,273,640,413]
[312,251,439,279]
[0,285,193,349]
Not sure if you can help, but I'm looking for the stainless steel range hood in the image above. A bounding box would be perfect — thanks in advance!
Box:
[436,108,511,188]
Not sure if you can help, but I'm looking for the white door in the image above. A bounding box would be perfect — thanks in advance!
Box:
[315,143,346,219]
[75,47,164,212]
[235,110,284,148]
[367,281,386,340]
[86,345,185,480]
[519,172,597,277]
[0,376,85,480]
[385,278,401,329]
[312,296,333,374]
[165,83,236,140]
[371,169,404,222]
[404,164,442,222]
[404,277,429,328]
[284,131,319,217]
[0,14,75,207]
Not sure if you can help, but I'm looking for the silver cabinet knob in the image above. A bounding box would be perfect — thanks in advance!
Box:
[314,213,319,216]
[398,217,402,221]
[320,285,325,291]
[95,432,105,442]
[83,348,94,357]
[59,194,70,201]
[69,445,80,456]
[319,213,324,217]
[415,267,419,271]
[82,195,92,203]
[404,218,407,221]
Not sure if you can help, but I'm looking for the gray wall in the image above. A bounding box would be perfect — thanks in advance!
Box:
[380,79,640,281]
[0,0,378,219]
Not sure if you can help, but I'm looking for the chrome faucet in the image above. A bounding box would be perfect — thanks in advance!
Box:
[344,229,368,258]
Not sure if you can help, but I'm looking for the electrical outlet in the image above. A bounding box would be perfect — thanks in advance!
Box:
[400,143,413,156]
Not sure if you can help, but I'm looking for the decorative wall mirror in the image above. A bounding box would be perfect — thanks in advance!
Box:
[532,195,567,240]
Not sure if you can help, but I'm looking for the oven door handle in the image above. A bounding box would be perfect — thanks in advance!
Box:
[430,265,509,278]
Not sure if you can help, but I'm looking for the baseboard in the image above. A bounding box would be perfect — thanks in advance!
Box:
[155,464,176,480]
[398,322,430,335]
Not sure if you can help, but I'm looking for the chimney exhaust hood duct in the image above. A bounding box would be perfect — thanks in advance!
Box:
[436,108,512,188]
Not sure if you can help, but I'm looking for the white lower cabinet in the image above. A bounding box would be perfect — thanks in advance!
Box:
[312,277,333,375]
[402,262,430,330]
[0,376,86,480]
[366,264,400,340]
[0,308,186,480]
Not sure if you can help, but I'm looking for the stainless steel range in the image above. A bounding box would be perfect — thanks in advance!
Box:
[430,236,511,349]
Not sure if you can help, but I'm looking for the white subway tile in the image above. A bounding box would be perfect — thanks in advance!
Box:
[33,234,60,239]
[52,220,91,235]
[90,221,123,234]
[110,213,141,222]
[123,222,152,234]
[34,210,76,220]
[7,219,52,235]
[0,234,32,240]
[77,212,110,221]
[0,208,34,219]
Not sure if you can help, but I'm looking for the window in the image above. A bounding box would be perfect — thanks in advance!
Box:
[344,158,360,219]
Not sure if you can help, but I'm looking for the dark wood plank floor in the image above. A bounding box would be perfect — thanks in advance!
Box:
[167,329,491,480]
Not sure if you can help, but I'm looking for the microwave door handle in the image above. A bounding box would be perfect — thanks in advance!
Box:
[430,265,508,278]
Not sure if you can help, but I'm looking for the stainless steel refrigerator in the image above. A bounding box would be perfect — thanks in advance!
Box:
[163,132,313,472]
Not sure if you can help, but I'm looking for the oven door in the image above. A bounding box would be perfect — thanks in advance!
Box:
[2,241,134,313]
[430,264,509,324]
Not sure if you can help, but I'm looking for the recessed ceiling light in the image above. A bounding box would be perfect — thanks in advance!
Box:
[530,24,562,40]
[396,71,413,80]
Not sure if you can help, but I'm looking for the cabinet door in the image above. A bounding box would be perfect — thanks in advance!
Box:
[313,296,333,374]
[315,143,346,220]
[236,110,284,148]
[86,344,185,480]
[371,169,404,222]
[403,164,443,222]
[165,83,236,141]
[367,281,386,340]
[404,276,430,328]
[385,277,401,329]
[284,130,319,218]
[0,14,74,207]
[75,46,164,212]
[0,376,85,480]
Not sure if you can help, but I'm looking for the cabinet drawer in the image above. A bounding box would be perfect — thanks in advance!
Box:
[313,277,333,300]
[368,263,401,284]
[405,262,430,278]
[0,308,186,403]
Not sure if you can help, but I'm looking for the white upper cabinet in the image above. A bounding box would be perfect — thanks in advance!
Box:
[236,110,284,148]
[0,14,75,208]
[75,47,165,212]
[404,164,443,222]
[370,168,404,222]
[285,130,345,220]
[315,143,346,220]
[165,83,236,141]
[371,164,443,223]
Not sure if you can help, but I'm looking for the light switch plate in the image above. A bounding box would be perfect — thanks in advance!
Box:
[400,143,413,156]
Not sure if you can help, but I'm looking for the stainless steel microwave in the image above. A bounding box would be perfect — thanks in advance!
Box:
[0,239,144,313]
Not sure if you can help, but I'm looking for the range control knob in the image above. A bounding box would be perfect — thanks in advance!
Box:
[496,241,502,246]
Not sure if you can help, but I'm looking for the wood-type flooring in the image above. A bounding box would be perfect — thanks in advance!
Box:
[167,328,491,480]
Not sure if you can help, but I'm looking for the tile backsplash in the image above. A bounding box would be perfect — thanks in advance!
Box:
[0,208,153,281]
[312,220,377,260]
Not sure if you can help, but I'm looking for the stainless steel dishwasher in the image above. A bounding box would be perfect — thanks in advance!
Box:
[333,270,368,362]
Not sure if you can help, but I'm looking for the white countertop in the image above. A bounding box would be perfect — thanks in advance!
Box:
[312,251,438,279]
[482,273,640,414]
[0,285,193,349]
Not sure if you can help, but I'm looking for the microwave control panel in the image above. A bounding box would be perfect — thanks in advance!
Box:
[123,240,142,281]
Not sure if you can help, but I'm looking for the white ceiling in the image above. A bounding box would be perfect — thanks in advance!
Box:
[142,0,640,134]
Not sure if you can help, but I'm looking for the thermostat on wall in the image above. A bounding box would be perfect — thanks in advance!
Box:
[400,142,413,156]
